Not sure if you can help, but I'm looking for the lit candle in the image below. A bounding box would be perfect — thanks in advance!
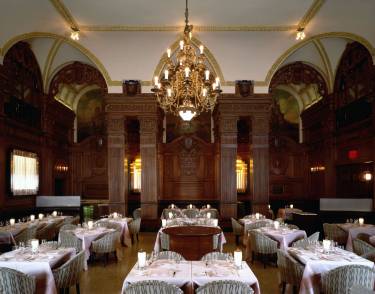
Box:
[167,88,172,97]
[323,239,331,253]
[138,250,147,269]
[213,219,218,227]
[167,48,171,58]
[154,76,159,86]
[171,204,175,209]
[359,218,364,225]
[38,214,44,220]
[255,213,260,220]
[184,67,190,78]
[179,40,184,50]
[157,82,161,89]
[164,69,169,80]
[274,221,280,229]
[189,32,192,39]
[168,212,173,219]
[31,239,39,253]
[202,88,207,97]
[9,218,15,226]
[207,212,211,219]
[162,219,167,227]
[113,212,118,219]
[215,77,220,87]
[207,204,210,209]
[199,45,204,54]
[290,204,294,209]
[30,215,35,222]
[88,221,94,230]
[189,204,193,209]
[212,82,217,90]
[205,70,210,80]
[52,211,57,217]
[234,249,242,268]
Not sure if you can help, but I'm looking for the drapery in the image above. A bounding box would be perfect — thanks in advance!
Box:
[11,149,39,195]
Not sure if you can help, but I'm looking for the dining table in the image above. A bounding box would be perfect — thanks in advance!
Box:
[337,223,375,251]
[288,245,374,294]
[0,244,75,294]
[122,259,260,294]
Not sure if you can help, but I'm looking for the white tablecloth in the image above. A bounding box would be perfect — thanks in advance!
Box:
[258,227,307,250]
[122,260,260,294]
[337,223,375,251]
[288,246,374,294]
[0,246,75,294]
[102,218,132,247]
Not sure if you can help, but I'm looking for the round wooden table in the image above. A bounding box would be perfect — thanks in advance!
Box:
[162,226,222,260]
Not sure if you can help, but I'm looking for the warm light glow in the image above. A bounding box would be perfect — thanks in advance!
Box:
[184,67,190,78]
[168,212,173,219]
[189,31,192,39]
[363,172,372,181]
[179,108,196,121]
[205,70,210,80]
[113,212,118,219]
[154,76,159,86]
[202,88,207,97]
[290,204,294,209]
[162,219,167,227]
[274,221,280,229]
[296,28,305,40]
[167,48,171,58]
[167,88,172,97]
[255,213,260,220]
[70,29,80,41]
[207,204,211,209]
[164,69,169,80]
[9,219,15,226]
[88,221,94,230]
[11,150,39,196]
[52,211,57,217]
[207,212,211,219]
[310,166,325,172]
[30,215,35,222]
[179,40,184,50]
[236,158,248,193]
[234,249,242,268]
[38,213,44,220]
[199,45,204,54]
[130,158,142,192]
[359,218,364,225]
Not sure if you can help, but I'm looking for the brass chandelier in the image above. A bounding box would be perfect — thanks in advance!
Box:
[152,0,222,121]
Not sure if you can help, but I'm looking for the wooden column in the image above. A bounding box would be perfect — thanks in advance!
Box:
[106,115,126,215]
[139,116,158,219]
[252,115,270,214]
[218,116,238,218]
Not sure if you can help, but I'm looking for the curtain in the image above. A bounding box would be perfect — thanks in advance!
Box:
[11,149,39,195]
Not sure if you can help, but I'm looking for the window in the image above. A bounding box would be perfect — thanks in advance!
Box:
[130,158,141,192]
[10,149,39,195]
[236,158,248,193]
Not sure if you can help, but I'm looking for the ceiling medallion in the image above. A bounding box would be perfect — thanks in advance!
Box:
[152,0,222,121]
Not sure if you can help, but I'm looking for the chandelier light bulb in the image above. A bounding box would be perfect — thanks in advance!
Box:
[157,83,161,89]
[184,67,190,78]
[199,45,204,54]
[189,32,192,39]
[205,70,210,80]
[154,76,159,86]
[167,88,172,97]
[179,109,196,121]
[179,40,184,50]
[215,77,220,87]
[212,82,217,90]
[164,69,169,80]
[167,48,171,58]
[202,88,207,97]
[296,28,306,40]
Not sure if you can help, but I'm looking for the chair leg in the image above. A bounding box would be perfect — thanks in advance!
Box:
[251,251,255,264]
[281,282,286,294]
[263,254,267,269]
[136,233,139,242]
[76,283,80,294]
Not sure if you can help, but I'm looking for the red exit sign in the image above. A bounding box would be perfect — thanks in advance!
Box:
[348,149,359,160]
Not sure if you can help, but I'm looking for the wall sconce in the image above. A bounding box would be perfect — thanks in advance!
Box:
[310,166,325,172]
[55,162,69,172]
[361,171,373,182]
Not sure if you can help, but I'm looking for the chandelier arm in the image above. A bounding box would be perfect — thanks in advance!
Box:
[185,0,189,26]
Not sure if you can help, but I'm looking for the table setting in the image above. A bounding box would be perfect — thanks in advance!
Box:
[256,225,307,250]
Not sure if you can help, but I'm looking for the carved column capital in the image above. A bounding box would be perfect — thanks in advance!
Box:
[252,115,270,135]
[106,115,125,135]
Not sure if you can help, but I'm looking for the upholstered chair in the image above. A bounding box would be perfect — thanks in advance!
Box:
[53,250,86,294]
[123,280,183,294]
[128,218,141,243]
[36,222,57,241]
[356,233,371,244]
[249,230,278,268]
[201,208,219,219]
[14,225,38,244]
[105,222,122,232]
[352,238,375,256]
[277,249,304,294]
[59,231,83,253]
[132,208,141,220]
[201,252,234,261]
[163,209,182,219]
[349,284,375,294]
[321,265,375,294]
[60,224,77,232]
[182,209,199,218]
[95,221,110,228]
[0,267,35,294]
[292,232,320,248]
[196,280,254,294]
[91,231,121,264]
[155,251,185,261]
[160,231,170,251]
[231,218,244,245]
[323,223,348,245]
[287,224,299,230]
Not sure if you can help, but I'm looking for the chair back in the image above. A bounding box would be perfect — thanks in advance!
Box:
[92,231,120,253]
[36,222,56,240]
[201,252,233,261]
[249,230,277,254]
[321,265,375,294]
[129,218,141,234]
[123,280,183,294]
[353,238,375,256]
[277,249,304,286]
[60,224,77,231]
[0,267,35,294]
[155,251,185,261]
[323,223,347,244]
[163,209,182,219]
[14,225,38,244]
[133,208,141,219]
[106,222,122,232]
[231,218,244,235]
[53,250,86,289]
[59,231,82,253]
[182,209,199,218]
[201,209,218,219]
[160,232,170,251]
[196,280,254,294]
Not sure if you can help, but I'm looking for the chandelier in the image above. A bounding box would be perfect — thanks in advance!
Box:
[152,0,222,121]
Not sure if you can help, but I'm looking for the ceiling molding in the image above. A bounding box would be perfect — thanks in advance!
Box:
[43,39,63,92]
[49,0,79,29]
[298,0,325,29]
[312,39,334,93]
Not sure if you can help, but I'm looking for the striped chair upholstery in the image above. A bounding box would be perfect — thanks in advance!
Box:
[201,209,219,219]
[356,233,371,244]
[92,231,120,255]
[96,221,110,228]
[155,251,185,261]
[53,250,85,294]
[231,218,244,245]
[60,224,77,232]
[59,231,83,253]
[105,222,122,233]
[350,284,375,294]
[321,265,375,294]
[201,252,233,261]
[353,238,375,256]
[14,225,38,244]
[277,249,304,294]
[160,231,170,251]
[129,218,141,243]
[288,224,299,230]
[186,204,196,209]
[0,267,35,294]
[123,280,183,294]
[308,231,320,242]
[132,208,141,220]
[196,280,254,294]
[249,230,278,268]
[36,222,57,241]
[323,223,348,245]
[292,232,320,248]
[162,209,183,219]
[182,209,199,218]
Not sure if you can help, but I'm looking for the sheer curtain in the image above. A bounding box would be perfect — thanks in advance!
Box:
[11,149,39,195]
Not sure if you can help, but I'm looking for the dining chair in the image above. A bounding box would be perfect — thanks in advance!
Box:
[0,267,36,294]
[292,232,320,248]
[163,209,182,219]
[132,208,141,220]
[14,225,38,244]
[321,264,375,294]
[36,222,57,241]
[91,231,121,265]
[105,222,122,232]
[60,224,77,232]
[196,280,254,294]
[53,250,86,294]
[95,220,110,228]
[356,233,371,244]
[277,249,304,294]
[155,250,185,261]
[231,218,244,245]
[128,218,141,243]
[123,280,183,294]
[59,231,83,253]
[349,284,375,294]
[182,209,199,218]
[201,208,219,219]
[160,231,170,251]
[201,252,233,261]
[249,230,278,268]
[287,224,299,230]
[352,238,375,256]
[323,223,348,245]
